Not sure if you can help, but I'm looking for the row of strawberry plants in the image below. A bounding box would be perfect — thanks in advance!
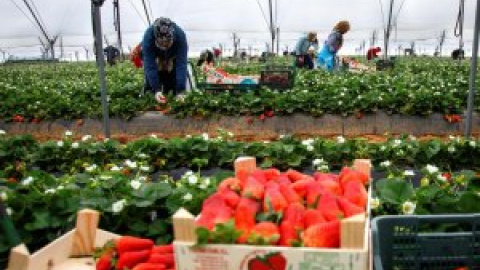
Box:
[0,58,477,121]
[1,132,479,182]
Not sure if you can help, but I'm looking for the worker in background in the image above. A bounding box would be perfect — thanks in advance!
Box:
[451,48,465,60]
[197,49,215,67]
[142,17,188,103]
[367,47,381,61]
[294,32,318,69]
[103,45,120,66]
[317,21,350,72]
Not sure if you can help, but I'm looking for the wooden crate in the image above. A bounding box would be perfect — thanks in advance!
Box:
[172,157,372,270]
[7,209,120,270]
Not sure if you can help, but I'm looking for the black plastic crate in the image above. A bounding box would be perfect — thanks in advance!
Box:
[372,214,480,270]
[260,66,295,90]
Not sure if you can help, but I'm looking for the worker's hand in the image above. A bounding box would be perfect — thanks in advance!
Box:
[155,92,167,104]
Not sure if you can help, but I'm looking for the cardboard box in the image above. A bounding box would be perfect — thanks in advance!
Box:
[173,158,371,270]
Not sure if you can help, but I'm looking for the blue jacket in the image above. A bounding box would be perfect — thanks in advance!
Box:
[294,36,318,56]
[142,23,188,92]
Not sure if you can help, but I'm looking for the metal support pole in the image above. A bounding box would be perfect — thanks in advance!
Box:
[384,0,395,59]
[276,27,280,55]
[92,0,111,138]
[268,0,275,54]
[141,0,151,25]
[465,0,480,138]
[113,0,124,59]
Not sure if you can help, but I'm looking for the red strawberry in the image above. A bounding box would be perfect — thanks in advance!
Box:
[259,114,266,121]
[337,196,365,217]
[242,176,265,200]
[219,177,242,192]
[303,220,340,248]
[252,170,268,184]
[236,169,251,185]
[151,245,173,254]
[248,258,271,270]
[284,202,305,229]
[314,172,339,182]
[218,189,241,208]
[147,253,174,267]
[273,174,291,186]
[306,182,327,207]
[116,236,154,255]
[263,168,281,181]
[279,221,299,247]
[317,180,342,195]
[266,252,287,270]
[343,180,368,208]
[264,186,288,212]
[248,222,280,245]
[197,193,232,230]
[279,184,301,204]
[290,178,315,198]
[265,111,275,118]
[116,250,151,270]
[339,167,369,187]
[285,169,307,182]
[303,209,326,228]
[96,253,113,270]
[235,198,260,243]
[133,263,167,270]
[317,193,344,221]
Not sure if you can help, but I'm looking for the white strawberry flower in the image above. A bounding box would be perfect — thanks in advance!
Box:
[448,146,456,153]
[402,201,416,215]
[22,176,34,186]
[86,164,98,172]
[112,199,127,214]
[130,180,142,190]
[227,132,234,137]
[138,153,148,159]
[306,144,314,152]
[203,177,211,186]
[182,193,193,201]
[202,133,209,141]
[64,130,73,137]
[124,160,137,169]
[6,207,12,216]
[81,135,92,142]
[140,166,150,172]
[0,130,5,135]
[45,188,56,194]
[72,142,79,149]
[111,166,121,172]
[0,192,7,201]
[312,158,324,166]
[403,170,415,177]
[371,197,380,210]
[187,175,198,185]
[437,174,447,183]
[392,139,402,147]
[184,171,194,177]
[380,160,391,167]
[337,136,346,144]
[150,134,158,138]
[469,141,476,147]
[57,141,64,147]
[425,164,439,174]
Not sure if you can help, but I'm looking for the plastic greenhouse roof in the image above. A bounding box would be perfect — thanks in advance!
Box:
[0,0,478,59]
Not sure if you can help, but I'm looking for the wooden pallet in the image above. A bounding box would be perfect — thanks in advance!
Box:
[7,209,120,270]
[172,157,372,270]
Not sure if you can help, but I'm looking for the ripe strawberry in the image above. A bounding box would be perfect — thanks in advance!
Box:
[147,253,174,267]
[218,188,241,208]
[251,170,268,184]
[313,172,339,182]
[285,169,307,182]
[235,198,260,243]
[317,180,342,195]
[151,244,173,254]
[279,184,301,204]
[283,202,305,229]
[303,209,326,228]
[116,236,154,255]
[96,253,113,270]
[263,168,281,181]
[339,167,369,187]
[197,194,232,230]
[337,196,365,217]
[266,252,287,270]
[290,178,315,198]
[306,182,327,207]
[279,221,299,247]
[133,263,166,270]
[303,220,340,248]
[116,250,151,270]
[236,169,251,185]
[242,176,265,200]
[265,110,275,118]
[317,193,344,221]
[264,186,288,212]
[343,180,368,208]
[273,174,291,186]
[248,258,271,270]
[218,177,242,192]
[259,114,266,121]
[247,222,280,245]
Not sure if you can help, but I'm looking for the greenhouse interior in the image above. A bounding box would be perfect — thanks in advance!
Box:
[1,0,480,269]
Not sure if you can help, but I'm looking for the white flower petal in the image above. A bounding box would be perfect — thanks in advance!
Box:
[183,193,193,201]
[402,201,416,215]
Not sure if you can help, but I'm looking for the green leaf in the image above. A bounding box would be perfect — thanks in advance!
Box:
[376,178,414,205]
[458,192,480,213]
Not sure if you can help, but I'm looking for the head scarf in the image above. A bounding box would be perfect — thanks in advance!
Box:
[153,17,175,47]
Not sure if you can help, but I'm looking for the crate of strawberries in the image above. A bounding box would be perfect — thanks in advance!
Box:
[172,157,371,270]
[259,66,295,90]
